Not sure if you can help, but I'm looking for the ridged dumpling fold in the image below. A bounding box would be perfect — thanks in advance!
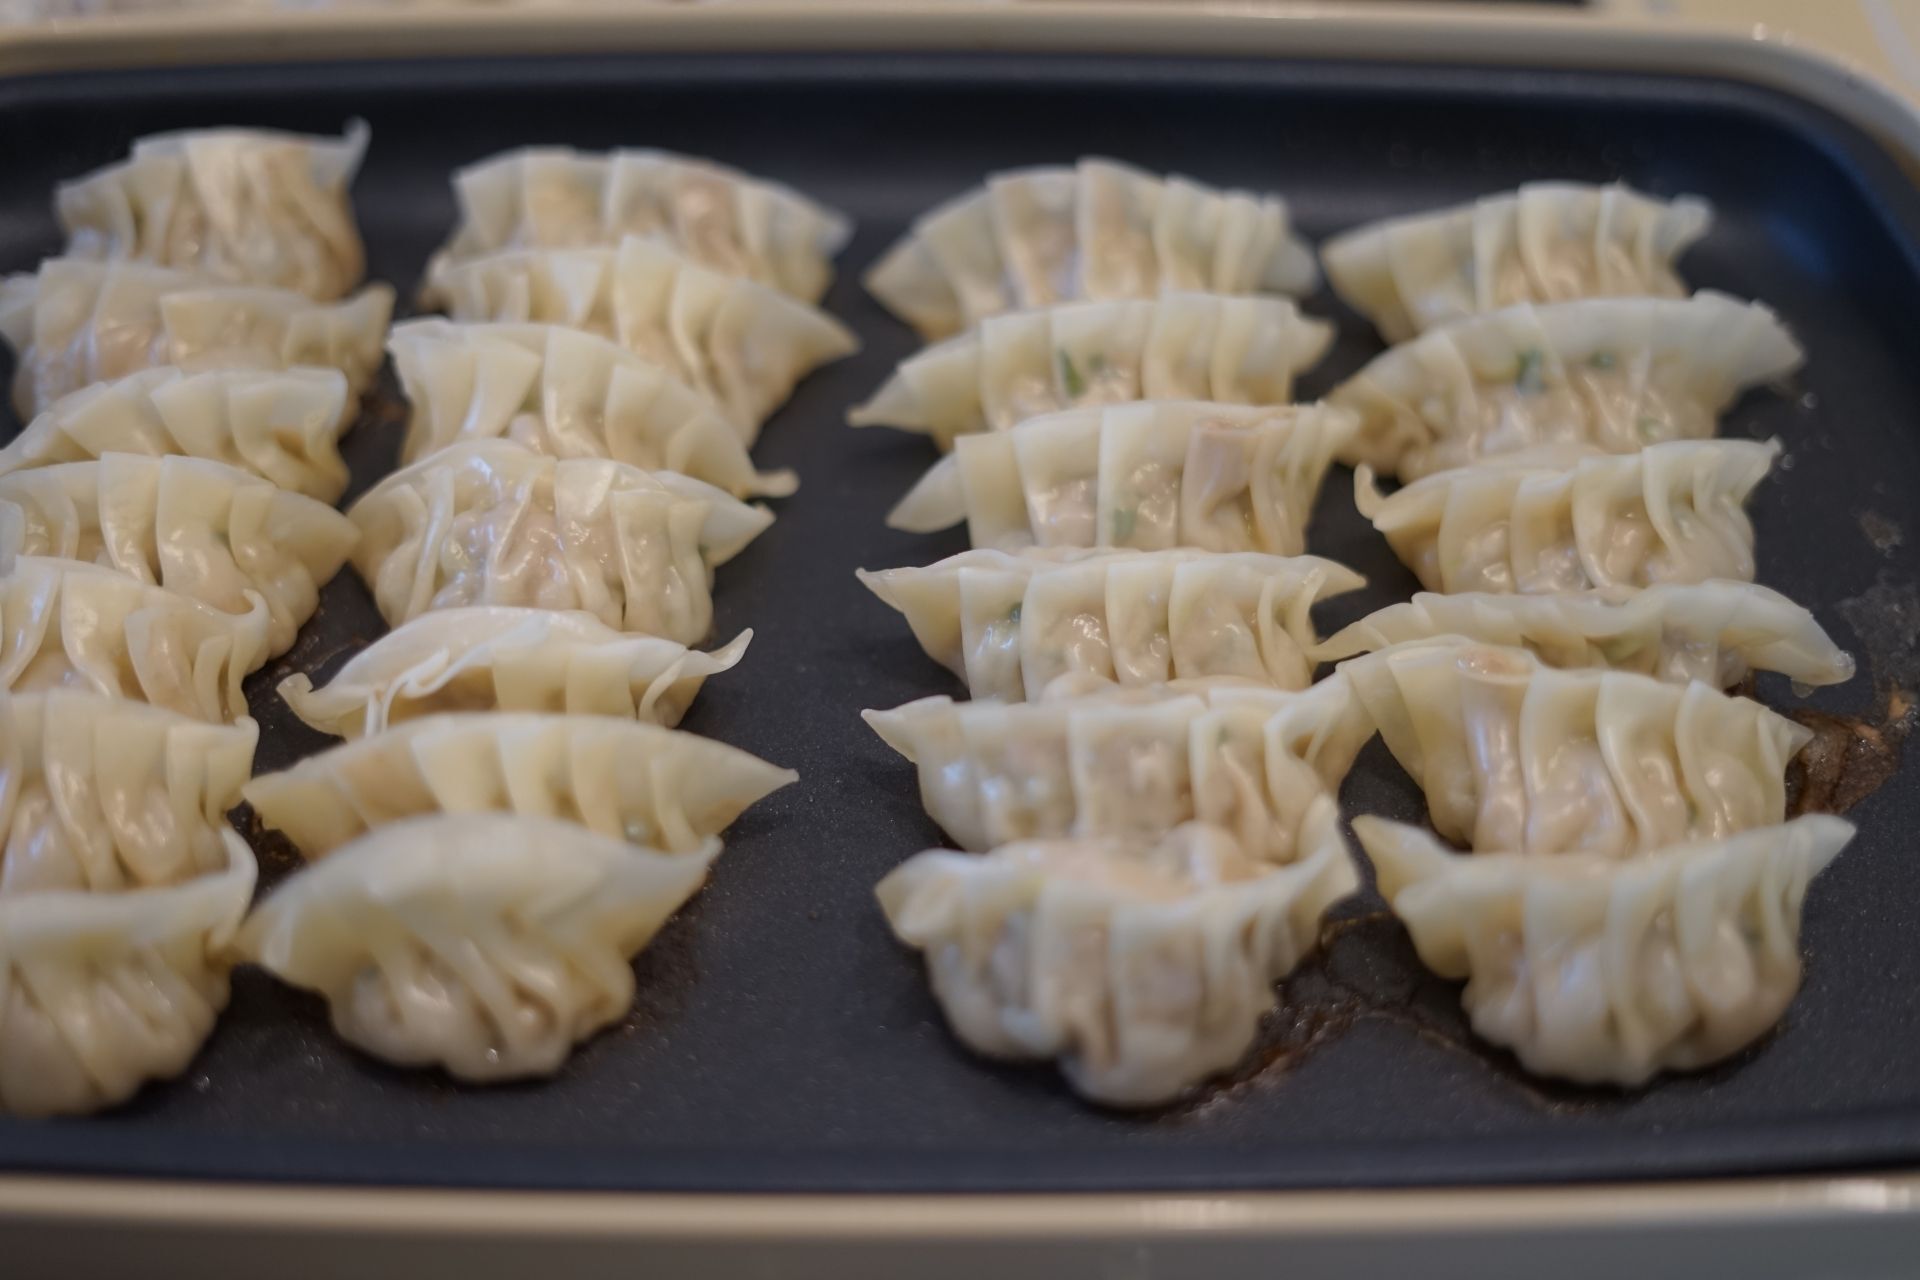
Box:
[423,146,851,304]
[864,676,1369,859]
[0,826,256,1115]
[236,813,715,1082]
[0,557,270,722]
[0,366,354,502]
[244,711,794,859]
[889,400,1357,558]
[426,235,856,436]
[859,547,1363,701]
[387,319,795,497]
[850,293,1333,449]
[1357,438,1775,595]
[1322,182,1712,342]
[877,812,1356,1106]
[347,440,771,645]
[56,122,368,300]
[1,690,255,893]
[1313,580,1853,689]
[278,608,750,739]
[0,453,358,654]
[1340,640,1811,857]
[1355,813,1850,1086]
[867,158,1318,340]
[0,257,392,419]
[1331,293,1801,478]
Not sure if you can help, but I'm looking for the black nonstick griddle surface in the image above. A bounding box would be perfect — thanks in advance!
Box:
[3,53,1920,1193]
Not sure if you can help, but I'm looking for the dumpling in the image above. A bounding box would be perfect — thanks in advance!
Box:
[889,400,1357,557]
[867,158,1318,340]
[244,711,794,858]
[277,608,749,739]
[1321,182,1713,343]
[1339,640,1810,857]
[56,123,368,300]
[0,825,255,1115]
[859,547,1364,701]
[0,366,353,502]
[422,146,851,304]
[347,441,770,644]
[387,319,795,497]
[236,813,714,1081]
[1,689,255,893]
[1355,813,1850,1086]
[849,293,1334,449]
[1331,293,1801,478]
[0,257,393,419]
[1313,580,1854,689]
[0,453,358,654]
[0,557,269,722]
[1357,439,1775,594]
[863,676,1370,859]
[877,811,1355,1106]
[425,235,856,436]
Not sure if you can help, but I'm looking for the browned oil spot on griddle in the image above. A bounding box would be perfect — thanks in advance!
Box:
[1787,697,1909,817]
[226,802,307,897]
[1861,510,1905,557]
[1166,909,1593,1119]
[1778,572,1920,817]
[359,382,410,432]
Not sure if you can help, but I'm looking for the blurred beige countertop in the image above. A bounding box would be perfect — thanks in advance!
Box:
[1596,0,1920,108]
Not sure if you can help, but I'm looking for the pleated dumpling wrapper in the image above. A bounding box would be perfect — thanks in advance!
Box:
[850,292,1333,450]
[1357,438,1775,595]
[425,235,855,438]
[0,556,270,723]
[1330,292,1802,479]
[244,712,795,859]
[277,607,750,740]
[867,157,1318,340]
[1355,813,1851,1086]
[1340,640,1811,858]
[1,690,255,894]
[0,257,392,420]
[0,824,256,1115]
[890,400,1357,558]
[422,145,851,305]
[878,812,1356,1107]
[237,813,716,1082]
[864,676,1369,860]
[0,366,354,503]
[1321,181,1712,343]
[859,547,1363,702]
[0,452,357,655]
[56,122,368,300]
[347,440,770,645]
[387,319,795,497]
[1312,580,1854,690]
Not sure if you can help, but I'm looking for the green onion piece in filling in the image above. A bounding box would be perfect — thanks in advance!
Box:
[1514,347,1547,394]
[1057,350,1087,399]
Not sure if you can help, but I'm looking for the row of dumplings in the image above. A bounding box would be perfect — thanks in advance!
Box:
[0,123,388,1115]
[240,141,866,1085]
[1323,185,1858,1087]
[0,130,858,1112]
[850,162,1857,1104]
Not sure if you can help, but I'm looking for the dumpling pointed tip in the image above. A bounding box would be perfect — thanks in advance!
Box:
[1351,816,1456,900]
